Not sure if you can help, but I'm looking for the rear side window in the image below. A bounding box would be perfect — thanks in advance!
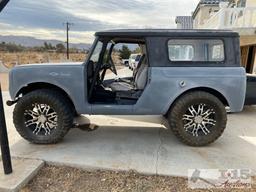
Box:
[168,39,224,62]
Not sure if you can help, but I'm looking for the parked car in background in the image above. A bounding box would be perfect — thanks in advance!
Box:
[129,54,141,70]
[122,59,129,66]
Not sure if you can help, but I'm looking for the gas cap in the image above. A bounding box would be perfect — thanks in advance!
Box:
[179,81,186,87]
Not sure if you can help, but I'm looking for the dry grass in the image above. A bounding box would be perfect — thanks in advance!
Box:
[0,52,87,68]
[0,51,123,91]
[21,165,256,192]
[0,51,122,68]
[0,51,87,91]
[0,73,8,91]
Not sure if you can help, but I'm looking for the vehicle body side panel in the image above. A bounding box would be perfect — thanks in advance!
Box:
[91,67,245,115]
[133,67,246,114]
[9,63,91,114]
[91,104,133,115]
[245,75,256,105]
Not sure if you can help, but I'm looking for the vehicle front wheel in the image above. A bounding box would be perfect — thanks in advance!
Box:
[13,89,74,144]
[168,91,227,146]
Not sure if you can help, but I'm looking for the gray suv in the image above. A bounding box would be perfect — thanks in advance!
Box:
[8,29,246,146]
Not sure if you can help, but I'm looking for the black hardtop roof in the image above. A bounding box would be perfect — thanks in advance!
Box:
[95,29,239,37]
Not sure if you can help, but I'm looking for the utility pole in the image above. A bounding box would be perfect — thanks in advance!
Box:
[63,22,74,60]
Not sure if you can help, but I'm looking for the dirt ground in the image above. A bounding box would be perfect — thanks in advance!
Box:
[0,52,86,67]
[0,51,121,68]
[0,51,87,92]
[0,50,124,92]
[21,165,256,192]
[0,73,8,91]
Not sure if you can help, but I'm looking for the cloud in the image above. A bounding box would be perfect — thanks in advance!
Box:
[0,23,95,43]
[0,0,198,43]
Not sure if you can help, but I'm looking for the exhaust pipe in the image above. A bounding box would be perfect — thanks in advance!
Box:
[6,99,18,106]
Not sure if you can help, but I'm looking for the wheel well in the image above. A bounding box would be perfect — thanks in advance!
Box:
[17,82,76,114]
[166,87,229,115]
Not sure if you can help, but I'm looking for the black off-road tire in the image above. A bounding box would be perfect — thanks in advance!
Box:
[13,89,74,144]
[168,91,227,146]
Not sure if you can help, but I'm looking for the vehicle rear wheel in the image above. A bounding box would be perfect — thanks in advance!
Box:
[168,91,227,146]
[13,89,74,144]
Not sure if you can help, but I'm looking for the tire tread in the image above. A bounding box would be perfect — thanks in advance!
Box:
[13,89,73,144]
[168,91,227,146]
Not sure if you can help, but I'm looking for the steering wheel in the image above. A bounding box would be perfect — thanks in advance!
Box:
[99,59,117,83]
[101,63,111,70]
[100,57,117,75]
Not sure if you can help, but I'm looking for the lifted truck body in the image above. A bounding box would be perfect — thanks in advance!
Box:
[9,30,246,114]
[8,29,247,146]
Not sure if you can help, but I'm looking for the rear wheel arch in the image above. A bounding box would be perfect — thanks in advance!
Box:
[166,87,229,115]
[16,82,77,115]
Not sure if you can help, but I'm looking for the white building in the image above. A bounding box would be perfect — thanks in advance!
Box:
[175,16,193,29]
[191,0,256,73]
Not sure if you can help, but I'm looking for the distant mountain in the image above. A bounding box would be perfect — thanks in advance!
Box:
[0,35,91,50]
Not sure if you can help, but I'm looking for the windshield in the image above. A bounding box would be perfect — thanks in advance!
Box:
[90,40,103,63]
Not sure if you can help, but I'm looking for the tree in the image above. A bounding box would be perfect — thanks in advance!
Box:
[44,42,49,50]
[0,42,25,52]
[119,45,131,59]
[43,42,54,50]
[133,47,141,54]
[56,43,66,53]
[48,43,54,50]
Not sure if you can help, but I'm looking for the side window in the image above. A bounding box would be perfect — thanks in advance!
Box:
[211,43,224,61]
[168,44,194,61]
[90,41,103,63]
[168,39,225,62]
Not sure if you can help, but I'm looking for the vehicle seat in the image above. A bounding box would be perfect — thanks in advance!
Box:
[109,54,148,92]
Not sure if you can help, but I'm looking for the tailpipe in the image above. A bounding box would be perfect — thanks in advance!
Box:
[6,99,18,106]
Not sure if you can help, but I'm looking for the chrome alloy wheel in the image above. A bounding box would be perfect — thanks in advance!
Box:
[182,103,216,137]
[24,103,58,136]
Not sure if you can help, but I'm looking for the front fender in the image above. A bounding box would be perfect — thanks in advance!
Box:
[9,64,90,114]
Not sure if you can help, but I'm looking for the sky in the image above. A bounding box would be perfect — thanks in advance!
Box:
[0,0,198,44]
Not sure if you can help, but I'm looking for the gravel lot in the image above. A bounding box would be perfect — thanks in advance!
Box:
[0,73,9,91]
[21,165,256,192]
